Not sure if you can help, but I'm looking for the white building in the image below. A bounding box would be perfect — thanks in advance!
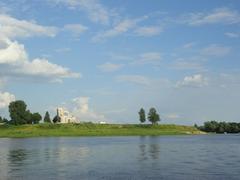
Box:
[57,107,78,123]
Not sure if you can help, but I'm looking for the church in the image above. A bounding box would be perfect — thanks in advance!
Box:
[57,107,78,123]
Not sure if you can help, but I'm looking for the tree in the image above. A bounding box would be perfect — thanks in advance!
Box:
[9,100,29,125]
[138,108,146,123]
[43,111,51,123]
[148,107,160,124]
[3,118,8,124]
[203,121,218,132]
[31,113,42,124]
[25,110,33,124]
[3,118,8,123]
[0,116,3,123]
[53,115,60,123]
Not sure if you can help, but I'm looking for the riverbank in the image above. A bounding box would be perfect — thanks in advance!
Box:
[0,123,205,138]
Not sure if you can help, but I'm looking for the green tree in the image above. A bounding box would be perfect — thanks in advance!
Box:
[3,118,8,124]
[203,121,218,132]
[0,116,3,123]
[43,111,51,123]
[53,115,60,123]
[138,108,146,123]
[31,113,42,124]
[148,107,160,124]
[9,100,30,125]
[25,110,33,124]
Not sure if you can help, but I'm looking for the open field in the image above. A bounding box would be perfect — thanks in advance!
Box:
[0,123,205,138]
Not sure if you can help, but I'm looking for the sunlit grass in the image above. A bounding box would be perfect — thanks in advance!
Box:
[0,123,205,138]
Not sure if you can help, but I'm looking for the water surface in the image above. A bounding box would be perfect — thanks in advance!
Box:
[0,135,239,180]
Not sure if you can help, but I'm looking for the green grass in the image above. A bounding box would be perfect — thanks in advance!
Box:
[0,123,205,138]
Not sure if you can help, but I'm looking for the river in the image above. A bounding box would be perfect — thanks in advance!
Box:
[0,135,239,180]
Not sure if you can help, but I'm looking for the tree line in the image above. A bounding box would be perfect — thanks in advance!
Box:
[196,121,240,133]
[0,100,52,125]
[138,107,161,124]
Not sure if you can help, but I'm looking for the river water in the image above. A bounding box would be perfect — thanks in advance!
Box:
[0,135,240,180]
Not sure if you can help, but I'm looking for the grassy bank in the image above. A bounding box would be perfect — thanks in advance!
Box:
[0,123,205,138]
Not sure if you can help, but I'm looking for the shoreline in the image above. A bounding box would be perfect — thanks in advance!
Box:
[0,123,205,138]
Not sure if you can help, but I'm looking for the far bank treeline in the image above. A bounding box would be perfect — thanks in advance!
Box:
[0,100,59,125]
[0,100,162,125]
[196,121,240,134]
[1,100,239,134]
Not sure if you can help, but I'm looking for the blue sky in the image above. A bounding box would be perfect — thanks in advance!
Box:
[0,0,239,125]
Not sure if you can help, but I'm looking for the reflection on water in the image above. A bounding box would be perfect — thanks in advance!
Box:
[0,135,240,180]
[8,149,27,163]
[8,149,28,172]
[139,144,148,161]
[149,136,161,160]
[139,136,161,161]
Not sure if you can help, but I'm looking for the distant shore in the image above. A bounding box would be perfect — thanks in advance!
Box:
[0,123,205,138]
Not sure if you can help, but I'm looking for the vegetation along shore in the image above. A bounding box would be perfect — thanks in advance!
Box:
[0,123,204,138]
[0,100,206,137]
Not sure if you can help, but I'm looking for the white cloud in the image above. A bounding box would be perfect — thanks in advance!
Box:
[92,17,147,41]
[73,97,89,113]
[171,60,204,71]
[0,38,80,82]
[63,24,88,36]
[21,58,80,80]
[0,91,15,109]
[201,44,231,57]
[225,32,239,38]
[97,62,124,72]
[0,13,79,84]
[0,38,27,64]
[182,8,240,26]
[0,14,58,39]
[116,75,151,86]
[71,97,106,122]
[176,74,208,88]
[183,42,196,49]
[49,0,110,25]
[134,26,162,37]
[132,52,161,65]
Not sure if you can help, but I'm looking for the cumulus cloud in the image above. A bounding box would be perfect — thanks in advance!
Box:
[134,26,162,37]
[182,7,240,26]
[0,38,27,64]
[71,97,106,122]
[0,13,57,39]
[21,58,79,80]
[97,62,124,72]
[0,38,80,82]
[176,74,208,88]
[201,44,231,57]
[0,13,80,84]
[0,91,15,109]
[49,0,110,25]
